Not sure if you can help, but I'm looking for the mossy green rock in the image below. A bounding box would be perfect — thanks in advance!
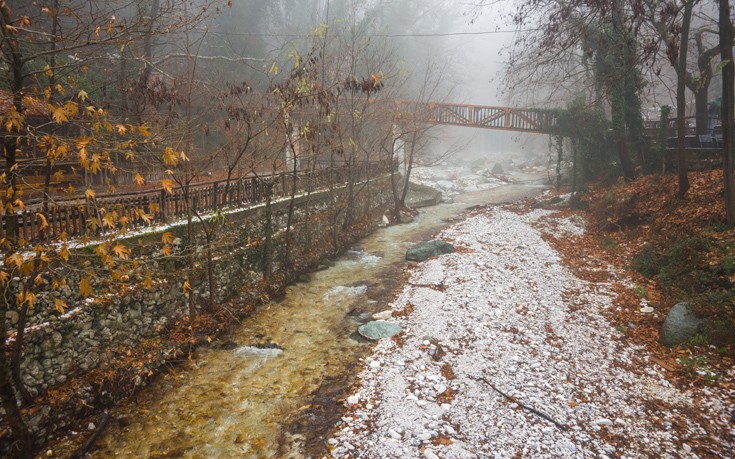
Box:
[358,321,402,340]
[406,240,455,262]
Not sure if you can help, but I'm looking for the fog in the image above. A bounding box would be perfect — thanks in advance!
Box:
[214,0,548,166]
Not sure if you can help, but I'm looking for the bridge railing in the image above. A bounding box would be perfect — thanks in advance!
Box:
[388,100,556,133]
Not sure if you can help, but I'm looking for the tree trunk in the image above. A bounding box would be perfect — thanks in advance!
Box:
[694,85,711,136]
[262,182,274,280]
[186,187,196,318]
[0,293,32,458]
[43,0,59,211]
[399,132,418,206]
[720,0,735,225]
[10,302,32,405]
[205,230,215,311]
[676,0,694,197]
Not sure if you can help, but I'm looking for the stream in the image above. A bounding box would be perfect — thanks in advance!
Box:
[87,180,547,458]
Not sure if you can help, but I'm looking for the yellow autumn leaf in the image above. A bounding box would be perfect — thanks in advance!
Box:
[54,298,67,314]
[102,212,117,228]
[162,232,175,245]
[6,253,23,268]
[0,271,8,286]
[183,280,192,293]
[116,124,127,135]
[85,188,96,200]
[179,151,189,162]
[59,244,70,261]
[162,147,178,166]
[52,106,68,124]
[44,64,53,77]
[137,209,152,224]
[139,125,152,138]
[134,173,145,186]
[161,179,174,194]
[18,291,36,308]
[79,277,93,298]
[35,213,48,230]
[112,243,130,259]
[78,90,88,102]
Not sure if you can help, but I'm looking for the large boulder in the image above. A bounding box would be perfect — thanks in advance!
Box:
[406,240,455,262]
[491,163,505,174]
[358,321,402,340]
[660,302,706,347]
[405,182,443,208]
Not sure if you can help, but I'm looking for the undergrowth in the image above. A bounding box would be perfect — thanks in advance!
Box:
[587,170,735,346]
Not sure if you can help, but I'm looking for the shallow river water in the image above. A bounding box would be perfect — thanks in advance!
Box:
[89,182,546,458]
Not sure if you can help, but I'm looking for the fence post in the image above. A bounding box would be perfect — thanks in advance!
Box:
[160,189,167,223]
[213,182,219,210]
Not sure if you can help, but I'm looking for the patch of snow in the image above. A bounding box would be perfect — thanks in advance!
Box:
[327,209,733,458]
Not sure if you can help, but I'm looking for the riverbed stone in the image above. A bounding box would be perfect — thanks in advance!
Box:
[358,320,402,340]
[660,302,706,347]
[405,182,443,208]
[406,240,455,262]
[372,310,393,321]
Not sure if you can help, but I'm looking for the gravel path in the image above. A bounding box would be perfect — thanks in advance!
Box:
[327,207,733,459]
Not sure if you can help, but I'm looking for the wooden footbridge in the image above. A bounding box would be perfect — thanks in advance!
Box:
[391,100,558,134]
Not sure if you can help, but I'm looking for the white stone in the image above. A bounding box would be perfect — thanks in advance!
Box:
[388,429,402,440]
[346,395,360,405]
[594,418,613,426]
[372,310,393,321]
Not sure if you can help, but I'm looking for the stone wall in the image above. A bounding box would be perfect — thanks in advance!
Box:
[14,174,394,397]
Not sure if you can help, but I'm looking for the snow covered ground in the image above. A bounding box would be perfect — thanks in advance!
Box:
[326,207,734,459]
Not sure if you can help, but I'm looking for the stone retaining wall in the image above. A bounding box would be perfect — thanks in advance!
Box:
[15,175,394,397]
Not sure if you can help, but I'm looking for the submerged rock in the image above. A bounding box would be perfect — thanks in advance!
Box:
[406,240,456,262]
[660,302,706,347]
[358,320,402,340]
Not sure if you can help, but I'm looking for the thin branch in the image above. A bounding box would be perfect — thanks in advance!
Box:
[476,376,569,432]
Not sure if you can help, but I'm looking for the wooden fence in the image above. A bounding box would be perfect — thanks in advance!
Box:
[2,161,393,245]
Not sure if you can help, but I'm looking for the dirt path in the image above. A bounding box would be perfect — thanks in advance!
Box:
[326,206,734,459]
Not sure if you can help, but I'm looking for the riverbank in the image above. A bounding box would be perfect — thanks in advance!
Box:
[326,198,734,458]
[33,168,544,458]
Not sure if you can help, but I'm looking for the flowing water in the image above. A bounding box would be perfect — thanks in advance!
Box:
[88,181,546,459]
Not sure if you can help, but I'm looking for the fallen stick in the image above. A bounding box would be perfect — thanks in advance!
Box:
[477,376,569,431]
[69,410,111,459]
